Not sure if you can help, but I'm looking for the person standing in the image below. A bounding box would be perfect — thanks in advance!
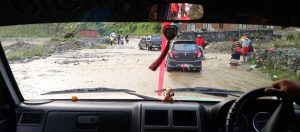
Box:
[247,42,254,62]
[125,35,129,44]
[109,36,114,45]
[117,35,121,45]
[195,34,206,59]
[241,36,250,62]
[169,3,179,19]
[230,38,242,65]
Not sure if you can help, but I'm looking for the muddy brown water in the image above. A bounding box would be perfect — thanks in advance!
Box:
[8,39,272,100]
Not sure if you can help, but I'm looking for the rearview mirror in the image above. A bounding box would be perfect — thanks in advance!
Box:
[148,3,204,21]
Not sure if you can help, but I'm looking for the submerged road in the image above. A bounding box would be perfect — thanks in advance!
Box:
[9,39,272,99]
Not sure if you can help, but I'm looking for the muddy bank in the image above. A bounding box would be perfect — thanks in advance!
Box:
[4,42,36,52]
[3,38,110,63]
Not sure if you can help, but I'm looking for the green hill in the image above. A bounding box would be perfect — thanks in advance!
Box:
[0,22,161,37]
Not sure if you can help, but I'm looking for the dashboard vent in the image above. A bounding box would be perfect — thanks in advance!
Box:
[173,110,197,126]
[16,112,22,123]
[145,110,168,126]
[18,112,43,125]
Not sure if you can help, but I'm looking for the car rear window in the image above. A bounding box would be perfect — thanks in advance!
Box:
[150,36,162,41]
[173,44,197,51]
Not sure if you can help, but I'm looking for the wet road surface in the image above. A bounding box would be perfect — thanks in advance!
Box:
[9,39,272,99]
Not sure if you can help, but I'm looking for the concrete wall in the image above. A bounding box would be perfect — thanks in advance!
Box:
[212,24,233,31]
[79,30,100,38]
[178,30,274,42]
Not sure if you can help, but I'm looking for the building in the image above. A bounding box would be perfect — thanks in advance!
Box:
[180,23,281,32]
[79,29,100,38]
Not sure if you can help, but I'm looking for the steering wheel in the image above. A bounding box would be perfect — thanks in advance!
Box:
[225,87,300,132]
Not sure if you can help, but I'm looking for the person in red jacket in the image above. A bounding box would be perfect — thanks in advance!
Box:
[195,34,206,59]
[169,3,179,19]
[196,34,205,47]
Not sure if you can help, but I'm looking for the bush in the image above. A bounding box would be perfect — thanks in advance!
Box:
[260,56,300,82]
[271,31,300,48]
[50,37,62,42]
[273,39,300,48]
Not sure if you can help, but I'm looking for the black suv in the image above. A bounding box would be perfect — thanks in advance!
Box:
[166,40,202,72]
[138,35,162,51]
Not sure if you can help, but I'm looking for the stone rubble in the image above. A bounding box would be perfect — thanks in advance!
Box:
[256,48,300,75]
[178,30,276,42]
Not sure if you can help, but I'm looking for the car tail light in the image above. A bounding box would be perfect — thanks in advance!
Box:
[196,50,201,58]
[169,50,175,58]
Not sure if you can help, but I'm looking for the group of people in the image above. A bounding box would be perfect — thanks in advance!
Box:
[169,3,190,20]
[109,34,129,45]
[195,34,255,64]
[230,35,254,65]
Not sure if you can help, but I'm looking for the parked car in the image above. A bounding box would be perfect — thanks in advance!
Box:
[147,35,162,51]
[138,37,147,50]
[139,35,162,50]
[166,40,202,72]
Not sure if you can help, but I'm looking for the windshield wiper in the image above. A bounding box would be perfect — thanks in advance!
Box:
[41,87,159,100]
[156,87,244,97]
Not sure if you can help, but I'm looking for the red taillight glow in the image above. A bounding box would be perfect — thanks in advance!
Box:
[169,50,175,58]
[196,50,202,58]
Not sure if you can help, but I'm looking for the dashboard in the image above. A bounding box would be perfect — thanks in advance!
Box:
[15,99,300,132]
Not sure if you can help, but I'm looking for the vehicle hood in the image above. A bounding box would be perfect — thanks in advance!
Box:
[27,92,223,101]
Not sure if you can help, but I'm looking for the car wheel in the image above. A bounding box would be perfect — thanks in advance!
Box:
[196,67,202,72]
[166,67,172,72]
[147,46,152,51]
[139,45,143,50]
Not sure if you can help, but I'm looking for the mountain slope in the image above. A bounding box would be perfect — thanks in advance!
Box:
[0,22,161,37]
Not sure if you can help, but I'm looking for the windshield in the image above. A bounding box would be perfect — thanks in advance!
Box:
[173,44,197,51]
[0,22,298,100]
[151,36,162,41]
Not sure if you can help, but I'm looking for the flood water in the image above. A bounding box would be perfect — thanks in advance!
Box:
[8,39,272,99]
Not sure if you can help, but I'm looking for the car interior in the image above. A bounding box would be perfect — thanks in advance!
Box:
[1,0,300,132]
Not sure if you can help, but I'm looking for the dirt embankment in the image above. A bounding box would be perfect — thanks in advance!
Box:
[206,41,232,53]
[4,42,36,52]
[3,38,110,63]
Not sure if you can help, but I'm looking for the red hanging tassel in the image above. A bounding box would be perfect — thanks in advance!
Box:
[149,41,170,71]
